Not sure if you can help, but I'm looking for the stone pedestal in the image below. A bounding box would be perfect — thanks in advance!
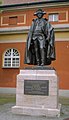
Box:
[12,67,61,117]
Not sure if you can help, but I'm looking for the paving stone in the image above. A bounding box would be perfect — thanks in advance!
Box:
[0,103,69,120]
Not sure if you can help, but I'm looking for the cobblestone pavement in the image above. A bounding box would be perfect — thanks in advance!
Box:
[0,103,69,120]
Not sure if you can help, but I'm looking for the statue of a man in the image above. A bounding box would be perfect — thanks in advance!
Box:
[24,9,56,66]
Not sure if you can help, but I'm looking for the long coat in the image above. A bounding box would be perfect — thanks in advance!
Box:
[24,18,56,65]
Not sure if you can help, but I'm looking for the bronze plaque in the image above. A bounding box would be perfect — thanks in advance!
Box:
[24,80,49,96]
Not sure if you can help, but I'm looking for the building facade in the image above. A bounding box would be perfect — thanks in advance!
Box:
[0,0,69,89]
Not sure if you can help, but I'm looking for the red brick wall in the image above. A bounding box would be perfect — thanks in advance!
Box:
[0,42,26,87]
[51,41,69,89]
[0,6,69,27]
[0,41,69,89]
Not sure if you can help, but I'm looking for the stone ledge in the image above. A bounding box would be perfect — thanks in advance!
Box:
[12,104,61,117]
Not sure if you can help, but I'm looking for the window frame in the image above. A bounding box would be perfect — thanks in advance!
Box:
[3,48,20,68]
[48,13,59,22]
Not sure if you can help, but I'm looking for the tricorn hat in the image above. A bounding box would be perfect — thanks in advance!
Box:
[34,9,46,16]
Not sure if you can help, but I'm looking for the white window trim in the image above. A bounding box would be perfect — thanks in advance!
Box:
[3,48,20,68]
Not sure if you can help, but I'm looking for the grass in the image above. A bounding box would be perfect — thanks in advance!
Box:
[59,96,69,106]
[0,94,69,106]
[0,94,16,105]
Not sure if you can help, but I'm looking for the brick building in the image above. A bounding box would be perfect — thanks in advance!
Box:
[0,0,69,89]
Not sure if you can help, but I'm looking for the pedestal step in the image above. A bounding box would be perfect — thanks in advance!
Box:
[12,104,61,117]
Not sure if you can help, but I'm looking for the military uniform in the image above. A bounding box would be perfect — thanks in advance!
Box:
[24,9,56,66]
[32,18,48,65]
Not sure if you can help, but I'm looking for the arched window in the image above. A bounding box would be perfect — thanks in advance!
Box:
[3,48,20,68]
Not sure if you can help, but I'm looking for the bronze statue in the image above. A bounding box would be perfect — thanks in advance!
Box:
[24,9,56,66]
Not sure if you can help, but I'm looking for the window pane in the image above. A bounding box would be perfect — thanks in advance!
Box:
[12,58,19,67]
[4,58,11,66]
[54,14,58,21]
[49,13,58,22]
[13,49,19,56]
[8,64,11,66]
[49,15,53,21]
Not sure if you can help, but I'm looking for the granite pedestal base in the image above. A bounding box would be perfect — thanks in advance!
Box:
[12,67,61,117]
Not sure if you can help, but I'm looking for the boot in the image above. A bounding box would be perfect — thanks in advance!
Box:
[40,49,45,66]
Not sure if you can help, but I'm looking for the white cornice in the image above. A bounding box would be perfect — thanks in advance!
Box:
[0,38,69,43]
[53,24,69,32]
[0,39,26,43]
[0,26,30,34]
[0,24,69,34]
